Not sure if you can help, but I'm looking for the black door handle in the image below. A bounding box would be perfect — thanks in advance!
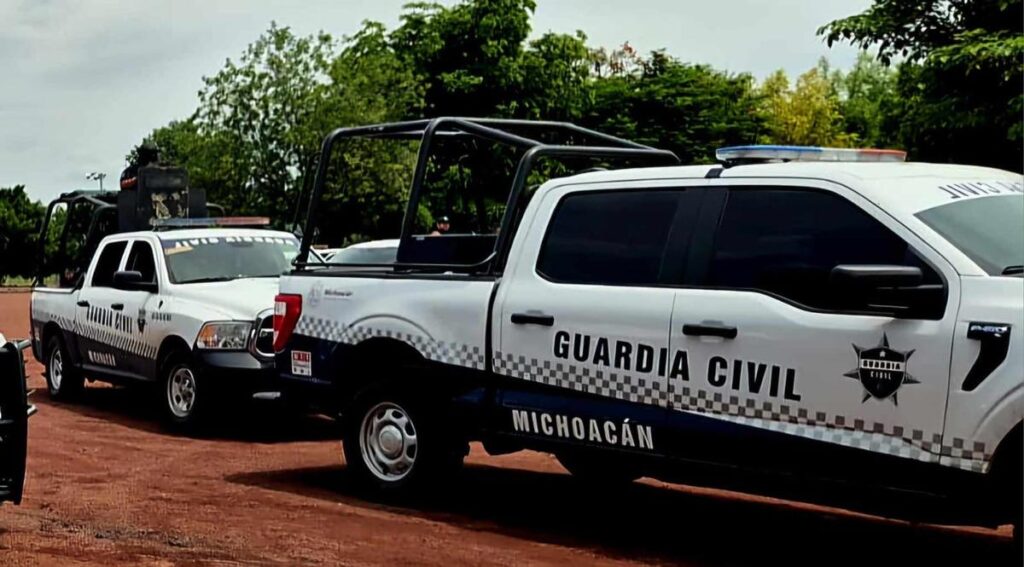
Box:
[76,300,90,308]
[511,313,554,327]
[111,303,124,311]
[683,323,737,339]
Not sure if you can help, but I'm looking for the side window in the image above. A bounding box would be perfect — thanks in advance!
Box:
[91,241,128,288]
[126,241,157,285]
[707,188,940,311]
[537,189,701,286]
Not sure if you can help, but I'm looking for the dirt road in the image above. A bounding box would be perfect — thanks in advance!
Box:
[0,291,1015,566]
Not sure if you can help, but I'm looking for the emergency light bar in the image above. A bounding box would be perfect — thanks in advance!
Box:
[716,145,907,164]
[152,217,271,229]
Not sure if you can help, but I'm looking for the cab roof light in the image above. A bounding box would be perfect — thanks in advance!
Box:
[152,217,272,229]
[716,145,907,164]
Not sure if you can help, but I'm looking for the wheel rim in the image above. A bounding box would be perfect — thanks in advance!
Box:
[358,402,418,482]
[49,348,63,390]
[167,366,197,418]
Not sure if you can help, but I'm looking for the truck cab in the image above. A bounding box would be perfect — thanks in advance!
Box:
[274,120,1023,536]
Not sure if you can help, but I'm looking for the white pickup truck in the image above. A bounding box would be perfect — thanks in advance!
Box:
[274,120,1023,536]
[31,226,302,426]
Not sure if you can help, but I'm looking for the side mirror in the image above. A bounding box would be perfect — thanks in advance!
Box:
[830,265,942,318]
[112,270,157,293]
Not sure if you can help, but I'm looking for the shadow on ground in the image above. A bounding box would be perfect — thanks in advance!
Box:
[227,462,1016,567]
[37,382,339,443]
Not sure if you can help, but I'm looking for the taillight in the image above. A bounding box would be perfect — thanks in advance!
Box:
[273,294,302,352]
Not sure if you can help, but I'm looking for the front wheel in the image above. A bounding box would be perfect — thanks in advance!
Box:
[342,389,463,496]
[45,334,83,400]
[160,352,209,429]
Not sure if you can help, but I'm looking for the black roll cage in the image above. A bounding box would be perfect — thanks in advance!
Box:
[35,190,226,286]
[294,117,680,275]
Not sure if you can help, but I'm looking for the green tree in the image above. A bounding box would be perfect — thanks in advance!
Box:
[586,50,765,164]
[820,0,1023,170]
[146,22,423,245]
[758,65,852,147]
[826,53,900,148]
[0,186,46,283]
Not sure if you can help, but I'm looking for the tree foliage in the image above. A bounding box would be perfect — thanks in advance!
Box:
[0,186,46,283]
[820,0,1023,170]
[758,65,852,147]
[587,50,765,164]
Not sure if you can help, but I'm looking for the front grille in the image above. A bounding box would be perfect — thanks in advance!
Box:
[253,314,274,358]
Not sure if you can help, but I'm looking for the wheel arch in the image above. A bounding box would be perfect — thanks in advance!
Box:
[156,335,193,372]
[336,337,427,410]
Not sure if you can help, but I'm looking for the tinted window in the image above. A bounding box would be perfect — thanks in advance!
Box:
[126,241,157,285]
[91,241,127,288]
[538,189,699,286]
[708,189,938,310]
[916,195,1024,276]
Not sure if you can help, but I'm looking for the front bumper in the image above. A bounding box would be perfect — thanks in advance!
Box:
[194,351,278,397]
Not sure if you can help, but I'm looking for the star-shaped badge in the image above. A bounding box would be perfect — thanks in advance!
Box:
[844,333,918,405]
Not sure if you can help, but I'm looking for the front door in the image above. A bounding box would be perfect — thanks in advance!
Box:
[668,181,958,476]
[116,240,161,378]
[494,183,705,456]
[76,239,132,375]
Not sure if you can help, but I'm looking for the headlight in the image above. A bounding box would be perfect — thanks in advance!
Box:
[196,322,253,350]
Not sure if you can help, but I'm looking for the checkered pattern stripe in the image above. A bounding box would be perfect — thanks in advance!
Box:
[35,309,157,360]
[494,352,667,407]
[294,316,486,371]
[495,351,991,472]
[77,318,158,360]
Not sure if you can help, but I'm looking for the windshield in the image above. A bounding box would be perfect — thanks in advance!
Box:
[329,245,397,264]
[162,235,300,283]
[916,195,1024,276]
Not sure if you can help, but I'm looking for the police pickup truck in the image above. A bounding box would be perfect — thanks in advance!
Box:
[31,223,302,426]
[275,119,1023,535]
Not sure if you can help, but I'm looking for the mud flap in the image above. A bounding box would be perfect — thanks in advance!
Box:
[0,339,31,505]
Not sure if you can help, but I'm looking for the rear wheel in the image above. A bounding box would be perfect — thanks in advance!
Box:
[45,334,83,400]
[342,388,463,496]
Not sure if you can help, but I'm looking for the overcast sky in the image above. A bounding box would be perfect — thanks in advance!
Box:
[0,0,870,203]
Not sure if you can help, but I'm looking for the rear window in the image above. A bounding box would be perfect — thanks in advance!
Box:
[537,189,700,286]
[916,195,1024,276]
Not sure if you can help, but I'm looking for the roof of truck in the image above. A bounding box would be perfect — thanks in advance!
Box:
[562,161,1023,215]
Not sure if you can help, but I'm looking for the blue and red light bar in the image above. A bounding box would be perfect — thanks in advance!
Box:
[716,145,907,164]
[152,217,271,229]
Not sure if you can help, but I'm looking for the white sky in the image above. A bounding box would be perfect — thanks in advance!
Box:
[0,0,870,203]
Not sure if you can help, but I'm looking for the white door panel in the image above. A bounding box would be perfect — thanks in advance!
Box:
[670,289,954,462]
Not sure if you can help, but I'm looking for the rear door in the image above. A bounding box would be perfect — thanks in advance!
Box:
[667,180,958,477]
[493,181,705,456]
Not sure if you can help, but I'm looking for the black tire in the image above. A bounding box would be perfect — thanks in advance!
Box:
[159,350,209,429]
[557,452,641,485]
[45,334,84,400]
[342,387,463,497]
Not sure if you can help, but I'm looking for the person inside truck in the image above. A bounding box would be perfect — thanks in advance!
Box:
[430,215,451,236]
[119,139,161,191]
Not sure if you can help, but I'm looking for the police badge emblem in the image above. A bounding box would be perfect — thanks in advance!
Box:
[843,333,918,405]
[137,309,147,334]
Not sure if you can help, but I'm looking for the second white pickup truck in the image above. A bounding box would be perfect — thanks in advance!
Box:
[32,226,301,426]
